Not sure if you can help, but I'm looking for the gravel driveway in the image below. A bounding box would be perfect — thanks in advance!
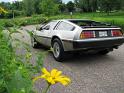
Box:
[13,25,124,93]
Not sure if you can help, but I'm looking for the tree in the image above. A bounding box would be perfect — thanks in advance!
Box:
[0,2,12,10]
[74,0,123,13]
[54,0,62,4]
[66,1,75,12]
[89,0,98,12]
[34,0,42,14]
[40,0,59,16]
[12,1,23,11]
[59,3,66,13]
[23,0,35,16]
[76,0,98,12]
[121,0,124,9]
[98,0,122,14]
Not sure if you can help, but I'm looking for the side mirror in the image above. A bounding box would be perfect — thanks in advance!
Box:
[45,25,50,30]
[36,26,43,31]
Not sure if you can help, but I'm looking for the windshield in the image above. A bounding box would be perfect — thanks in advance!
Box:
[70,20,110,27]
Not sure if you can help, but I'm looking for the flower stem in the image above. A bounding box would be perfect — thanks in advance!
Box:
[43,83,51,93]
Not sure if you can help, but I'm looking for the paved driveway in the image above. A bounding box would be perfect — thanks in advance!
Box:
[14,25,124,93]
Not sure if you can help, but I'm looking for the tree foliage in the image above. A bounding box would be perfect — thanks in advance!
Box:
[23,0,35,16]
[98,0,122,12]
[40,0,59,16]
[34,0,42,14]
[66,1,75,12]
[54,0,62,4]
[59,3,66,13]
[0,0,124,17]
[75,0,123,13]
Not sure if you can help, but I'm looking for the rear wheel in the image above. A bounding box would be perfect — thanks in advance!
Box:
[52,38,65,62]
[31,37,39,48]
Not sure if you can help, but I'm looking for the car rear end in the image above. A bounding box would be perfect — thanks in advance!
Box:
[73,27,124,51]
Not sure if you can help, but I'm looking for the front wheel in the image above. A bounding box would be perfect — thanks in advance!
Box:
[52,38,65,62]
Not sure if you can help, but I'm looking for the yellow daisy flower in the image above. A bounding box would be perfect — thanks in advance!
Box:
[33,68,71,86]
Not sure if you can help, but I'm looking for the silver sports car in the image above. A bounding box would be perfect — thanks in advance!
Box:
[31,19,124,61]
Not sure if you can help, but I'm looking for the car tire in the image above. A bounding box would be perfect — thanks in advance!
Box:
[31,37,39,48]
[98,50,110,55]
[52,38,65,62]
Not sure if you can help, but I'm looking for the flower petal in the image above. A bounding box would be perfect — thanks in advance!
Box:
[60,80,68,86]
[63,77,71,82]
[47,77,55,85]
[51,69,58,78]
[42,68,50,76]
[33,76,42,82]
[54,76,71,86]
[55,71,62,77]
[41,74,47,79]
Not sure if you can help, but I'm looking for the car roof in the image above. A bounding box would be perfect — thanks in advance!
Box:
[53,19,94,22]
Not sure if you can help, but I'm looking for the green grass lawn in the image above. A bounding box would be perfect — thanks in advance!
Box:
[0,11,124,30]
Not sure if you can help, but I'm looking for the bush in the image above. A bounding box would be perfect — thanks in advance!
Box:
[1,10,24,19]
[0,15,49,28]
[3,20,15,27]
[0,23,44,93]
[0,26,33,93]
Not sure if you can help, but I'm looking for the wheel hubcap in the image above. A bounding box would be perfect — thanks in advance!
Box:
[53,42,60,58]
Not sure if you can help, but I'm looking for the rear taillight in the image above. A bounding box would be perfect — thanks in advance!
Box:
[80,31,95,39]
[111,30,123,37]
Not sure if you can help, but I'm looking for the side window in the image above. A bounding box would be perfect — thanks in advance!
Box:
[50,21,58,30]
[43,25,50,30]
[43,22,51,30]
[43,21,58,30]
[57,22,75,31]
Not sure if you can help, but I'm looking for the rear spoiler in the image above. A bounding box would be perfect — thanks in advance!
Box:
[81,26,119,29]
[82,27,121,31]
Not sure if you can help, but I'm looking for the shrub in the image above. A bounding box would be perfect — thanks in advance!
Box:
[4,10,24,18]
[0,24,43,93]
[1,10,24,19]
[0,15,49,28]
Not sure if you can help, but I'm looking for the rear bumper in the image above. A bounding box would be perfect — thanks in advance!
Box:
[73,37,124,49]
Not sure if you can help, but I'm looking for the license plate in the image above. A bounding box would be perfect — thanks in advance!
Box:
[99,31,108,37]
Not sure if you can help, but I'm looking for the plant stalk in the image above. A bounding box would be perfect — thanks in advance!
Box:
[43,83,51,93]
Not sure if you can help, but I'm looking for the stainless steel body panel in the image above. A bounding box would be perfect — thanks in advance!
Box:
[32,19,124,51]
